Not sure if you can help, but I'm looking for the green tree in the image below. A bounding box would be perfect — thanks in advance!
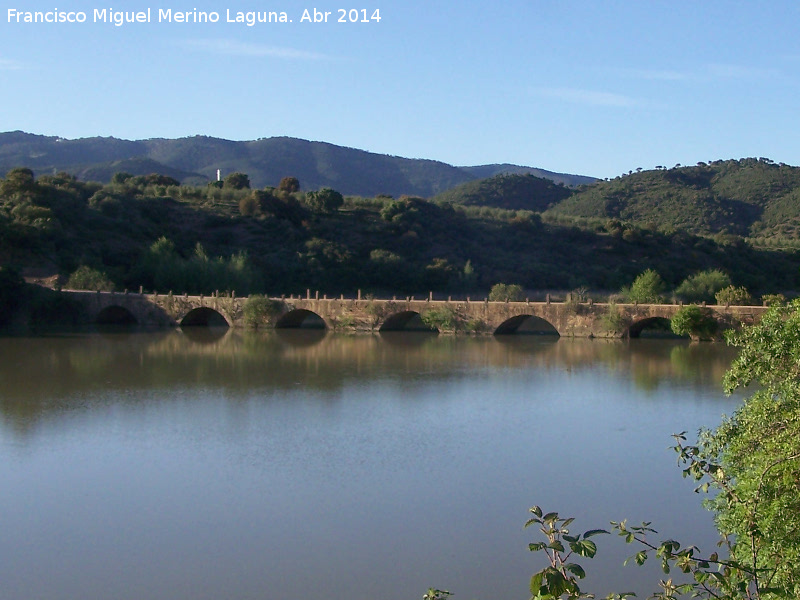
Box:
[0,167,36,195]
[223,172,250,190]
[675,269,731,304]
[622,269,665,303]
[238,193,260,216]
[423,258,457,291]
[489,283,524,302]
[420,305,462,331]
[708,299,800,597]
[278,176,300,193]
[368,249,411,290]
[110,172,133,185]
[460,259,478,290]
[670,304,719,340]
[305,187,344,213]
[66,265,115,291]
[761,293,786,307]
[141,173,180,187]
[242,295,283,328]
[715,285,752,306]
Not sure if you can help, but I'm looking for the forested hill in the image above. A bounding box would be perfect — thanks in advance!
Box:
[0,131,593,198]
[432,173,573,211]
[1,167,798,305]
[543,158,800,242]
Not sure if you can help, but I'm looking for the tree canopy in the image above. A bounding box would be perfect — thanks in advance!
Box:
[305,187,343,213]
[622,269,665,303]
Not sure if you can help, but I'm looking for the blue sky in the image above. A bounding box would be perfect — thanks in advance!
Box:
[1,0,799,179]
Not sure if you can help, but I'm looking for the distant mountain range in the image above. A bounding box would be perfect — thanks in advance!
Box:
[0,131,595,197]
[5,131,800,244]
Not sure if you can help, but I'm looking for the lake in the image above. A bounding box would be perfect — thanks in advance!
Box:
[0,330,744,600]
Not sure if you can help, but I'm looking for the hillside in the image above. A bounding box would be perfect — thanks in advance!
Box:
[545,158,800,242]
[1,168,798,303]
[0,132,594,198]
[431,173,573,211]
[458,163,595,187]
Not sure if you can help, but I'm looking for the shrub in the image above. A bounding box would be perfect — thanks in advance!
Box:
[599,303,628,334]
[420,306,460,331]
[242,295,282,328]
[305,187,344,213]
[488,283,523,302]
[66,265,114,291]
[223,172,250,190]
[714,285,752,306]
[278,176,300,193]
[670,304,719,340]
[675,269,731,303]
[761,293,787,306]
[621,269,665,303]
[238,194,260,216]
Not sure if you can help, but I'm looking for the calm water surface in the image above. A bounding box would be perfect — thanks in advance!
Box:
[0,330,744,600]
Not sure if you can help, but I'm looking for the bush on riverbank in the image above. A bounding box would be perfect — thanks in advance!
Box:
[670,304,719,340]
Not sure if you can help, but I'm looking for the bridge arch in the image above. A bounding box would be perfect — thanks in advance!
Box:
[96,305,138,325]
[494,314,559,336]
[275,309,327,329]
[180,307,231,327]
[628,316,685,338]
[379,311,437,332]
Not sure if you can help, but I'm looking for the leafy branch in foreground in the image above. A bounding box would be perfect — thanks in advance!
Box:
[525,499,762,600]
[525,506,612,600]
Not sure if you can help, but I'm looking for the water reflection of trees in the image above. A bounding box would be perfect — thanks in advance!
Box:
[0,332,738,433]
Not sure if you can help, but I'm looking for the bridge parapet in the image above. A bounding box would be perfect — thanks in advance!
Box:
[60,290,769,337]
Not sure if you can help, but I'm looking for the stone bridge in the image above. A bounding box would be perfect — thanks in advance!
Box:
[61,289,768,338]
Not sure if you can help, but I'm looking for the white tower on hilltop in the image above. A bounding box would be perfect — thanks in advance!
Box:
[217,169,221,181]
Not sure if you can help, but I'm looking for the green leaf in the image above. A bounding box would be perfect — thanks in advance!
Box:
[542,512,559,523]
[528,542,547,552]
[583,529,609,539]
[548,540,565,552]
[530,506,543,518]
[565,563,586,579]
[570,539,598,558]
[543,569,571,597]
[530,572,544,596]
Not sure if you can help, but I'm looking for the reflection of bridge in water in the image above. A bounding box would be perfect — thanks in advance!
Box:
[61,289,768,338]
